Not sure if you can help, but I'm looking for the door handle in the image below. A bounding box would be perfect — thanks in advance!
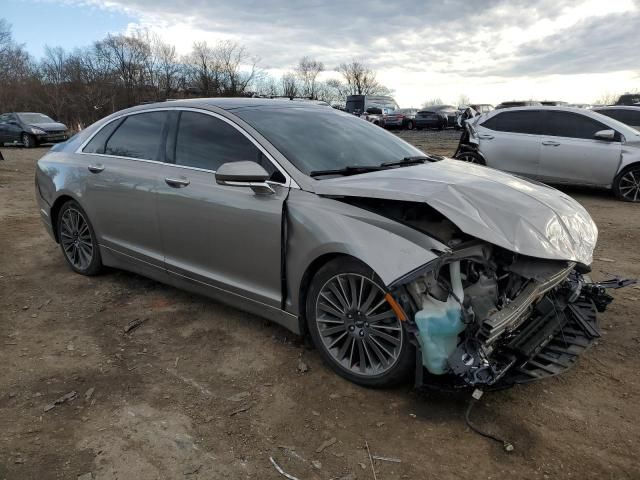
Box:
[165,177,190,188]
[478,134,494,140]
[88,164,104,173]
[542,140,560,146]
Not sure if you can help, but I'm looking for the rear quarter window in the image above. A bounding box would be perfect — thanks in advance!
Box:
[103,112,167,160]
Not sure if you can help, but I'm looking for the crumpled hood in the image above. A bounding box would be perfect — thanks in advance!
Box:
[313,159,597,265]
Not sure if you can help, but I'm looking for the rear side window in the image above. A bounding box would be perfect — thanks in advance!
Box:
[541,111,608,139]
[481,110,541,134]
[598,109,640,127]
[82,118,123,154]
[104,112,167,160]
[173,111,284,182]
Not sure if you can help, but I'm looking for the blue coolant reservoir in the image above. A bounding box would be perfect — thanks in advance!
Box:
[414,261,465,375]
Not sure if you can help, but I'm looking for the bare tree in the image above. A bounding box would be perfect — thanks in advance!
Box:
[423,98,444,107]
[457,94,470,106]
[336,60,386,95]
[281,72,299,98]
[296,56,324,99]
[594,92,618,105]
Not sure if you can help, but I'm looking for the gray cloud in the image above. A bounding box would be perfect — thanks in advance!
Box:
[94,0,638,76]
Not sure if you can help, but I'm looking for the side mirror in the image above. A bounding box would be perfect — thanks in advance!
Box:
[215,161,275,195]
[594,129,615,141]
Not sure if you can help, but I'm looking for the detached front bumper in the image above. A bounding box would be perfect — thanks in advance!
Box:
[413,272,612,390]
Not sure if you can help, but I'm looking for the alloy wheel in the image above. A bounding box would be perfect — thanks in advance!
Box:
[60,207,94,270]
[618,168,640,202]
[314,273,403,376]
[458,153,478,163]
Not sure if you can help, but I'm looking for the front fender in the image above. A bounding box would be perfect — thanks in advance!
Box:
[284,189,447,315]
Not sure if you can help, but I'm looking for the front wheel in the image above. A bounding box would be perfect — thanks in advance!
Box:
[406,120,415,130]
[613,164,640,202]
[56,200,103,275]
[305,258,413,387]
[22,133,36,148]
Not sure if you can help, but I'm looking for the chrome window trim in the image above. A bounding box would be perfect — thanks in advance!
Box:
[76,106,298,189]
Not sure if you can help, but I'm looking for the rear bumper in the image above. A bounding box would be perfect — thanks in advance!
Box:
[415,118,441,128]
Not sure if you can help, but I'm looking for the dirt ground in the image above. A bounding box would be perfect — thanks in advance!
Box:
[1,131,639,480]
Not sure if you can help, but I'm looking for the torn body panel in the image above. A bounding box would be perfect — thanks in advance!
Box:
[284,189,447,316]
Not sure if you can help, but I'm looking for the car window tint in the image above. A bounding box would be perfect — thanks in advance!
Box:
[83,118,124,154]
[104,112,166,160]
[599,109,640,127]
[542,111,608,139]
[174,112,284,182]
[481,111,541,134]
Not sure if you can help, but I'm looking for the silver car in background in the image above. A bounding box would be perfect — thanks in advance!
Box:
[461,106,640,202]
[36,99,616,390]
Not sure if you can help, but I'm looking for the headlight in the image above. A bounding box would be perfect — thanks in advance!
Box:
[30,127,46,135]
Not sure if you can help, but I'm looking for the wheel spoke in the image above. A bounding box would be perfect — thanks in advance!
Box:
[320,292,345,314]
[317,301,344,319]
[370,329,401,347]
[365,336,388,368]
[357,339,366,373]
[367,309,397,324]
[366,297,388,316]
[327,331,348,349]
[320,324,347,337]
[327,282,349,311]
[362,339,376,372]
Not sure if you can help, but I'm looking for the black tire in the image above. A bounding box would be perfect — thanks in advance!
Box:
[56,200,103,275]
[613,164,640,202]
[22,133,36,148]
[454,151,486,165]
[406,120,415,130]
[305,257,414,388]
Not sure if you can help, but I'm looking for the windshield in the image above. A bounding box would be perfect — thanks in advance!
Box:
[235,106,425,176]
[18,113,55,124]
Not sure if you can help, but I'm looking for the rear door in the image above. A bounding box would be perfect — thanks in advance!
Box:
[476,110,543,178]
[157,109,289,308]
[0,114,9,142]
[537,111,622,186]
[80,110,168,271]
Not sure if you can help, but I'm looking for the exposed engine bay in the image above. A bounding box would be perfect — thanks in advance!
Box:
[337,197,623,389]
[390,241,619,389]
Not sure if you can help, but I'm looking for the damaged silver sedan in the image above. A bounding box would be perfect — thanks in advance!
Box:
[35,98,618,389]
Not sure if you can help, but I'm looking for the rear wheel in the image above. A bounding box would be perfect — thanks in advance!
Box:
[455,151,485,165]
[56,200,103,275]
[613,164,640,202]
[305,258,413,387]
[406,120,415,130]
[22,133,36,148]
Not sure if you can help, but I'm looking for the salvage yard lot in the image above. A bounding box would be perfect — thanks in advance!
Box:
[1,131,639,480]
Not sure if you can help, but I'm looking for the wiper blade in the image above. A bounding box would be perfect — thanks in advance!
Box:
[310,165,382,178]
[379,156,431,168]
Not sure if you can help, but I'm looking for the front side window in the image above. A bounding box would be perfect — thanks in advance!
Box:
[174,111,284,181]
[541,111,608,140]
[481,110,541,134]
[104,111,167,160]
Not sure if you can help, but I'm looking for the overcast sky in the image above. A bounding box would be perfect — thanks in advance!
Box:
[5,0,640,106]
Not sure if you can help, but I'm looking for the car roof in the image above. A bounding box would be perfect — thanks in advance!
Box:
[140,97,330,112]
[593,105,640,111]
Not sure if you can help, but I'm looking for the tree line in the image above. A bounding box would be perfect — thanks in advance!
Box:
[0,18,391,130]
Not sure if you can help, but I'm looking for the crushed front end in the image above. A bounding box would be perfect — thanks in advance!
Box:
[390,242,619,390]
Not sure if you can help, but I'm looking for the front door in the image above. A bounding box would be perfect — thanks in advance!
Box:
[157,110,289,307]
[537,111,622,186]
